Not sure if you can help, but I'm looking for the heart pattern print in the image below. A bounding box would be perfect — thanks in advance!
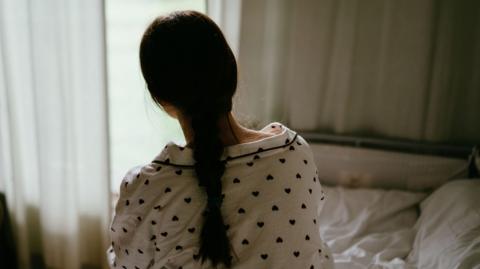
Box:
[107,122,334,269]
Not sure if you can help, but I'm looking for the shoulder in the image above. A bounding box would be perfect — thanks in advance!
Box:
[115,160,175,206]
[274,122,314,157]
[255,121,314,161]
[277,124,318,174]
[119,165,144,191]
[109,162,171,244]
[115,164,144,205]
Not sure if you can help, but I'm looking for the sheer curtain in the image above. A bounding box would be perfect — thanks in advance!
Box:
[207,0,242,58]
[236,0,480,144]
[0,0,110,268]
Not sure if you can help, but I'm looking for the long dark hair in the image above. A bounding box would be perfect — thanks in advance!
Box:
[139,10,237,268]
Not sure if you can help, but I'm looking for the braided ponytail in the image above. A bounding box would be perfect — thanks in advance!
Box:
[190,105,232,267]
[139,10,238,268]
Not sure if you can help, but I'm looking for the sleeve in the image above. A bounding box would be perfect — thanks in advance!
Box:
[295,134,327,218]
[107,165,155,269]
[295,134,315,162]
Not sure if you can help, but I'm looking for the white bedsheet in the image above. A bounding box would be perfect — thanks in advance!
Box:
[406,180,480,269]
[318,186,427,269]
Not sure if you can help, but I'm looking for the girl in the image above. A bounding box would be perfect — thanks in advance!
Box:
[107,10,334,269]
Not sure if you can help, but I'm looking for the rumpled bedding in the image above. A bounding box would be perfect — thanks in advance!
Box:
[318,180,480,269]
[318,186,426,268]
[407,180,480,269]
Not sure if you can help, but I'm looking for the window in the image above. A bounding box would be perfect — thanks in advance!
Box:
[105,0,206,193]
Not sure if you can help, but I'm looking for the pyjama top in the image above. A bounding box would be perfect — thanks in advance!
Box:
[107,121,335,269]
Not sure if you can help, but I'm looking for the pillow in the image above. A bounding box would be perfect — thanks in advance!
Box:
[406,179,480,269]
[310,143,468,191]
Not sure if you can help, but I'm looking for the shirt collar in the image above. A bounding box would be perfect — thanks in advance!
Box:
[151,121,297,167]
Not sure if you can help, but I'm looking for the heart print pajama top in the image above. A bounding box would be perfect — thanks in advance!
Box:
[107,121,335,269]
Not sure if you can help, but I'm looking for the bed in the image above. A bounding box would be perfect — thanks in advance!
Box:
[302,133,480,269]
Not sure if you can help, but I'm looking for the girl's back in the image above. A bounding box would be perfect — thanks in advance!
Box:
[108,122,334,269]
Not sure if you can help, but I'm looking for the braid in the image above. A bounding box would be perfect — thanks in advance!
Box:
[139,10,238,268]
[190,106,232,268]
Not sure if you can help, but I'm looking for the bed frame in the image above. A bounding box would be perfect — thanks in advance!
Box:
[299,132,479,178]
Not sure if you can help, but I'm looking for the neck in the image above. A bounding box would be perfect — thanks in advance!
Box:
[178,112,246,148]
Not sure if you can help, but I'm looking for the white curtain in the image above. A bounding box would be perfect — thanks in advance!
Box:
[232,0,292,128]
[235,0,480,144]
[207,0,242,58]
[0,0,110,268]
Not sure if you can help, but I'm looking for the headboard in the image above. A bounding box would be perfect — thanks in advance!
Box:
[300,132,479,191]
